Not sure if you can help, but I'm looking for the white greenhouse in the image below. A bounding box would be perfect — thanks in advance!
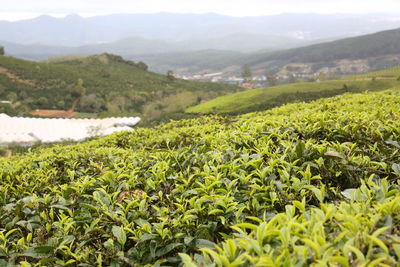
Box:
[0,113,141,145]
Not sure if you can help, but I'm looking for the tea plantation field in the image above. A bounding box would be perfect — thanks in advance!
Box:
[1,89,400,266]
[348,66,400,79]
[187,67,400,115]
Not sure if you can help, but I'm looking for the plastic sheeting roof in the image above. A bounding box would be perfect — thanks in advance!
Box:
[0,113,141,144]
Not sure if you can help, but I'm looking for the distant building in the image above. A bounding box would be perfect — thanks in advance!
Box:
[211,77,222,82]
[242,83,254,89]
[0,113,140,145]
[203,72,223,77]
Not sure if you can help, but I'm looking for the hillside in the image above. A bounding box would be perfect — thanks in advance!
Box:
[1,89,400,265]
[244,27,400,72]
[348,66,400,79]
[125,27,400,76]
[3,26,400,77]
[132,50,244,74]
[131,27,400,76]
[187,67,400,114]
[0,54,241,122]
[136,27,400,77]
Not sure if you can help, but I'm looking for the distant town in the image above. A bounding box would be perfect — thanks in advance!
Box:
[175,69,338,89]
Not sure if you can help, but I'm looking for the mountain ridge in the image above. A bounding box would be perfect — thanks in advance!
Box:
[1,13,400,46]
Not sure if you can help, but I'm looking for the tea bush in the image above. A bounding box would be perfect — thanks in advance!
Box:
[0,89,399,266]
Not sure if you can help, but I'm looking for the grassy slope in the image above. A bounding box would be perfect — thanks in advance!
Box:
[347,66,400,79]
[0,89,399,265]
[187,67,400,114]
[0,54,240,121]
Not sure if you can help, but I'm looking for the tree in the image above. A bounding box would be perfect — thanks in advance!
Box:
[79,93,103,113]
[37,97,48,107]
[57,100,65,109]
[167,70,175,81]
[136,61,148,71]
[287,73,296,83]
[67,79,86,98]
[6,92,17,102]
[241,64,252,82]
[265,70,278,87]
[0,46,4,56]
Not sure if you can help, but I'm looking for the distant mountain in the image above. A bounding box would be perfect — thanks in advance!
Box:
[1,13,400,46]
[132,50,244,74]
[138,27,400,76]
[0,54,240,122]
[67,32,312,55]
[246,27,400,66]
[236,27,400,76]
[1,32,315,62]
[128,27,400,75]
[0,40,75,61]
[2,20,400,77]
[175,32,312,52]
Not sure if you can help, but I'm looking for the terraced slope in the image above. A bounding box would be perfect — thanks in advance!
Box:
[187,67,400,114]
[1,89,400,265]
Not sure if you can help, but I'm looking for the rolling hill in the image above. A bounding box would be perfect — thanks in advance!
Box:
[186,67,400,114]
[0,54,241,122]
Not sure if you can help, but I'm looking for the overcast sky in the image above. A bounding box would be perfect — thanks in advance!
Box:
[1,0,400,21]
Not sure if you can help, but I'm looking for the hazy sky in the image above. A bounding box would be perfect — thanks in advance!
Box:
[1,0,400,21]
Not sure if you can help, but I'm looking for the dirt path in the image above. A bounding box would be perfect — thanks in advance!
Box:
[0,67,36,86]
[68,97,81,113]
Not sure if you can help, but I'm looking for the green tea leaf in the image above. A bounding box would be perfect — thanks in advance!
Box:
[112,226,126,246]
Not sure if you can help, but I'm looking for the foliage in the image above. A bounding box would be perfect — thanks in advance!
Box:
[188,187,400,266]
[0,89,399,265]
[265,70,278,87]
[241,64,252,82]
[166,70,175,82]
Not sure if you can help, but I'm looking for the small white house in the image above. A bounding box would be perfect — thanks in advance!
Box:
[0,113,140,145]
